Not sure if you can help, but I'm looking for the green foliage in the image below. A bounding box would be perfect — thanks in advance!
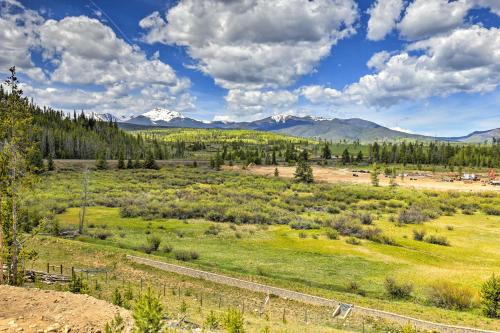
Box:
[384,277,413,299]
[145,235,162,252]
[325,228,339,240]
[428,281,475,310]
[412,229,426,241]
[223,308,245,333]
[294,160,313,183]
[133,287,164,333]
[173,249,199,261]
[204,310,220,329]
[371,164,380,187]
[346,237,361,245]
[69,274,88,294]
[143,151,158,170]
[112,287,124,306]
[424,235,449,246]
[104,314,125,333]
[96,154,108,170]
[480,274,500,318]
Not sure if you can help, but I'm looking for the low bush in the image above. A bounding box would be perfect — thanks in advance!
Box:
[384,277,413,299]
[359,213,373,225]
[205,224,221,235]
[290,221,320,230]
[428,281,475,310]
[222,308,245,333]
[298,232,307,239]
[174,250,199,261]
[145,235,162,252]
[94,232,112,240]
[161,244,173,253]
[483,205,500,216]
[425,235,449,246]
[333,215,364,237]
[325,228,339,240]
[412,229,426,241]
[346,237,361,245]
[398,206,428,224]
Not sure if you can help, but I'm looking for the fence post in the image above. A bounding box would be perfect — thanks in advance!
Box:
[305,309,308,324]
[60,264,63,275]
[163,283,166,297]
[282,308,286,323]
[46,263,49,274]
[71,266,74,277]
[200,293,203,307]
[140,278,143,294]
[218,295,222,309]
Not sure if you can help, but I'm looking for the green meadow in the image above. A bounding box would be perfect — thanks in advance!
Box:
[25,166,500,330]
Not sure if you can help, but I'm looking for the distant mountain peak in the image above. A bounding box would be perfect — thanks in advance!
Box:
[271,114,293,123]
[91,112,129,122]
[142,108,185,123]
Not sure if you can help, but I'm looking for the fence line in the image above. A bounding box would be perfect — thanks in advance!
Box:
[127,254,499,333]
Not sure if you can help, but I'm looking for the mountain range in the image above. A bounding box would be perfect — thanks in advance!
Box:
[91,108,499,143]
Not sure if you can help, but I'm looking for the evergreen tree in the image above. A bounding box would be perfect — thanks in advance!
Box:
[47,153,55,171]
[133,158,142,169]
[341,148,351,164]
[117,152,125,169]
[133,287,164,333]
[356,150,363,163]
[321,143,332,160]
[143,151,158,170]
[371,163,380,187]
[274,167,279,177]
[271,149,277,165]
[294,160,314,183]
[96,153,108,170]
[481,274,500,318]
[126,158,133,169]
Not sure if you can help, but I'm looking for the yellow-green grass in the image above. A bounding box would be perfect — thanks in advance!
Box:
[54,206,500,330]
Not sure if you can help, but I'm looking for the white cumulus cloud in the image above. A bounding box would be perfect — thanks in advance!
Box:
[139,0,358,90]
[367,0,404,41]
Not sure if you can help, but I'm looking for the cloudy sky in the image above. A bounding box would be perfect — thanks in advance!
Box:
[1,0,499,136]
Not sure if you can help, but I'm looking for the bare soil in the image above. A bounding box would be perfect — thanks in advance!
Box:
[0,285,132,333]
[234,165,500,192]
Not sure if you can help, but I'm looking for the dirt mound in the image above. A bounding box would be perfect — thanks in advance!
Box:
[0,285,133,333]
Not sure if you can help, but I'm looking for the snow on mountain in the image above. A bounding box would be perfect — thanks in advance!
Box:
[141,108,185,123]
[270,114,293,123]
[91,113,129,122]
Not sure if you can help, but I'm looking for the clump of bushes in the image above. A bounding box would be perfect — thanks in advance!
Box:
[161,244,173,253]
[425,235,449,246]
[298,232,307,239]
[94,231,112,240]
[428,281,475,310]
[346,281,365,296]
[483,205,500,216]
[346,237,361,245]
[398,206,428,224]
[332,215,363,237]
[174,250,199,261]
[290,220,320,230]
[384,277,413,299]
[359,213,373,225]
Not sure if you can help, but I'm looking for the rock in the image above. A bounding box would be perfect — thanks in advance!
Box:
[44,323,60,332]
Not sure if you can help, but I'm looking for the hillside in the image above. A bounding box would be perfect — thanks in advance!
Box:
[122,109,499,143]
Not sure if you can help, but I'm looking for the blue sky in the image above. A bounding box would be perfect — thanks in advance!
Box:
[1,0,499,136]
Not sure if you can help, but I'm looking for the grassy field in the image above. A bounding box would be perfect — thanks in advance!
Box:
[24,167,500,330]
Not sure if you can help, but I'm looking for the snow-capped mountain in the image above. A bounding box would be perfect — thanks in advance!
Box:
[91,112,129,122]
[271,114,293,123]
[141,108,185,123]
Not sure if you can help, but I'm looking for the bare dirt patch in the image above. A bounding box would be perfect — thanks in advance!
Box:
[0,285,132,333]
[233,165,500,192]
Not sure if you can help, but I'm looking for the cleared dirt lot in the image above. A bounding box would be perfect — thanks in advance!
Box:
[236,165,500,192]
[0,285,133,333]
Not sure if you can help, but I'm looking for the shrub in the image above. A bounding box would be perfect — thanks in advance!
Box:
[346,237,361,245]
[398,206,428,224]
[133,287,164,333]
[145,235,162,252]
[483,205,500,216]
[204,310,220,329]
[174,250,199,261]
[412,229,426,241]
[104,314,125,333]
[205,224,221,235]
[290,221,320,230]
[298,232,307,239]
[94,232,112,240]
[112,287,123,307]
[480,274,500,318]
[69,275,88,294]
[346,281,365,296]
[235,231,242,239]
[428,281,475,310]
[161,244,173,253]
[333,215,363,237]
[325,228,339,240]
[359,213,373,225]
[425,235,449,246]
[384,277,413,299]
[223,308,245,333]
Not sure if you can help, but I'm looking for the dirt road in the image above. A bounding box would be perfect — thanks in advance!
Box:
[234,165,500,192]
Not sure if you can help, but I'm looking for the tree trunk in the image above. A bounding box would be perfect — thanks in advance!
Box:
[11,159,18,285]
